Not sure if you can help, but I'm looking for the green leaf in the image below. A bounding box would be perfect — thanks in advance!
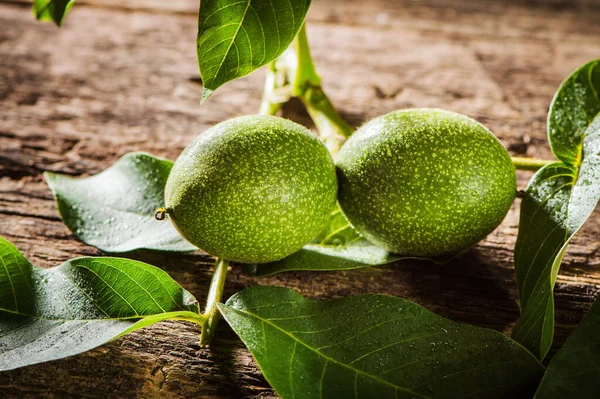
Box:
[219,286,544,399]
[534,295,600,398]
[512,61,600,359]
[0,237,203,371]
[512,59,600,359]
[33,0,76,26]
[548,59,600,162]
[250,206,405,277]
[197,0,311,102]
[311,204,363,245]
[45,152,196,253]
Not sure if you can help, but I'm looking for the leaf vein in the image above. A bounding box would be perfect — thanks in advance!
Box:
[235,308,432,399]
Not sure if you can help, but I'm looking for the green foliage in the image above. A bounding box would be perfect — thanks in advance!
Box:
[45,152,196,253]
[0,237,203,371]
[44,150,401,271]
[548,60,600,163]
[219,286,544,399]
[534,296,600,398]
[33,0,75,26]
[512,59,600,359]
[197,0,311,102]
[251,205,438,276]
[25,5,600,395]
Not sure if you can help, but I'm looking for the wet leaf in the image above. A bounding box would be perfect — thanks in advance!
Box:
[45,152,196,253]
[33,0,75,26]
[534,295,600,398]
[219,286,544,399]
[197,0,311,102]
[512,59,600,359]
[0,237,203,371]
[548,59,600,162]
[251,206,406,276]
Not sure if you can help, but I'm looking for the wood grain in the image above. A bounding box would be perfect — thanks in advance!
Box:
[1,0,599,397]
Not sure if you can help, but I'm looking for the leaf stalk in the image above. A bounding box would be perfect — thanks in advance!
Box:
[259,60,291,116]
[300,86,354,155]
[511,157,554,171]
[200,257,229,346]
[291,24,322,96]
[259,23,353,155]
[293,24,353,156]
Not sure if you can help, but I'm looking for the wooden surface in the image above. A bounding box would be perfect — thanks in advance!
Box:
[1,0,600,397]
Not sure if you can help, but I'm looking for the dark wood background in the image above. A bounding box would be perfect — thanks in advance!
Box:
[1,0,600,397]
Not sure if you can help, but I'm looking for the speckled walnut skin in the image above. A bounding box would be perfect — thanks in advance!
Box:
[336,108,516,257]
[165,115,338,264]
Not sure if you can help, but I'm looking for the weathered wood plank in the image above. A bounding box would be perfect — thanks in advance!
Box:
[1,1,600,397]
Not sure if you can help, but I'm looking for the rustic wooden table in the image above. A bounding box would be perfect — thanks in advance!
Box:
[1,0,599,397]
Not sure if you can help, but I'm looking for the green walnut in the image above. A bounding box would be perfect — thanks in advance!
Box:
[164,115,337,263]
[336,108,516,257]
